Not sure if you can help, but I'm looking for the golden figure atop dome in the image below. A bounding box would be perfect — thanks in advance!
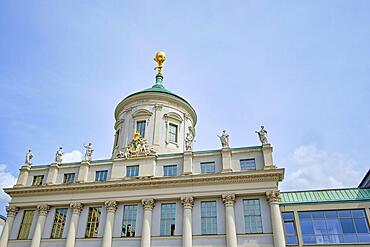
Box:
[154,51,166,74]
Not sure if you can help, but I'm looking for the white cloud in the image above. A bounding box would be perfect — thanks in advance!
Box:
[282,144,362,191]
[63,150,82,163]
[0,164,17,215]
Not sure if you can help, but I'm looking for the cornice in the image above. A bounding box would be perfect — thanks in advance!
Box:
[5,169,284,197]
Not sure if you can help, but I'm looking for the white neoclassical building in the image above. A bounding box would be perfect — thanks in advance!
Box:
[1,52,369,247]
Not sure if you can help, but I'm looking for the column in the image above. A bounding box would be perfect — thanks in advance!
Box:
[266,191,286,247]
[31,204,50,247]
[0,206,18,247]
[141,198,155,247]
[65,202,83,247]
[222,193,237,247]
[181,196,194,247]
[102,201,118,247]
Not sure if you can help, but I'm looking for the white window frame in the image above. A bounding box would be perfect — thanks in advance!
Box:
[164,112,183,147]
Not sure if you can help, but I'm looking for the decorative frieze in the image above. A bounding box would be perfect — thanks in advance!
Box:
[142,198,155,210]
[70,202,83,214]
[6,205,18,217]
[105,200,118,213]
[266,190,281,204]
[37,204,50,216]
[222,193,236,207]
[181,196,194,209]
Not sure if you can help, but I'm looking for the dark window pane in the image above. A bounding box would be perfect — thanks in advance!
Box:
[324,211,338,218]
[283,212,294,221]
[312,211,324,219]
[286,235,298,245]
[285,222,296,235]
[352,209,366,218]
[358,233,370,243]
[341,218,356,233]
[299,212,311,219]
[342,234,358,243]
[338,210,351,218]
[300,220,315,234]
[354,218,370,233]
[303,235,316,244]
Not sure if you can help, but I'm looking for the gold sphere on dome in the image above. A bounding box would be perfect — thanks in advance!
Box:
[154,51,166,74]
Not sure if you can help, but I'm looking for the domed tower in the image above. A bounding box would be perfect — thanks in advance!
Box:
[112,52,197,157]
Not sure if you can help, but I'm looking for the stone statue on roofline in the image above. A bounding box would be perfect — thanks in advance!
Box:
[55,147,64,164]
[83,143,94,162]
[25,149,33,166]
[256,125,269,145]
[218,130,230,148]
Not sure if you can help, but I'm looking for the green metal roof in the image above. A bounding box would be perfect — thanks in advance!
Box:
[281,188,370,205]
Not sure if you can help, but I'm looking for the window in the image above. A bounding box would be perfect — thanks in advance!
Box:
[136,120,146,138]
[243,199,263,233]
[85,207,101,238]
[201,201,217,235]
[114,129,120,147]
[95,170,108,182]
[122,205,138,237]
[126,165,139,177]
[168,123,178,143]
[160,203,176,236]
[18,210,35,239]
[283,212,298,245]
[201,162,216,174]
[51,208,68,239]
[32,175,44,186]
[63,173,75,184]
[298,209,370,244]
[164,165,177,176]
[240,159,256,170]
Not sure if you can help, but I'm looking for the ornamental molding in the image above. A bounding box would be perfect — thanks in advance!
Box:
[222,193,236,207]
[5,169,284,197]
[132,109,153,118]
[164,112,183,123]
[105,200,118,213]
[142,198,155,210]
[181,196,194,208]
[37,204,50,216]
[266,190,281,204]
[70,202,83,214]
[6,206,18,217]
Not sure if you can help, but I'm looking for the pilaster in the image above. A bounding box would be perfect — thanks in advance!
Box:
[262,144,276,169]
[46,163,60,185]
[76,161,90,183]
[221,148,232,172]
[183,151,193,175]
[15,165,30,187]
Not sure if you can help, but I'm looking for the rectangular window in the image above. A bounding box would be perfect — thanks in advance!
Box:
[160,203,176,236]
[122,205,138,237]
[201,162,216,174]
[168,123,178,143]
[243,199,263,233]
[51,208,68,239]
[201,201,217,235]
[282,212,299,245]
[164,165,177,176]
[18,210,35,240]
[136,120,146,138]
[95,170,108,182]
[32,175,44,186]
[298,209,370,244]
[240,159,256,171]
[114,129,120,147]
[85,207,101,238]
[126,165,139,177]
[63,173,76,184]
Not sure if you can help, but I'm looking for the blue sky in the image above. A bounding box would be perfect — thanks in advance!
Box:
[0,1,369,214]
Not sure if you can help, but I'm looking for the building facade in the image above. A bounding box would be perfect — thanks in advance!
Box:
[0,52,369,247]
